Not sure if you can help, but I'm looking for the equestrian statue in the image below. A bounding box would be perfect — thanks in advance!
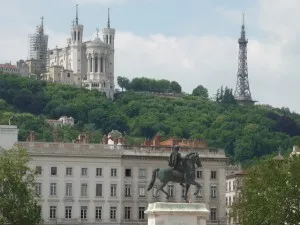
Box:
[147,145,202,202]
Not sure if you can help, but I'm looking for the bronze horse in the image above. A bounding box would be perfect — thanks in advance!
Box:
[147,152,202,202]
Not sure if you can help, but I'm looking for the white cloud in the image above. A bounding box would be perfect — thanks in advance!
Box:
[1,0,300,113]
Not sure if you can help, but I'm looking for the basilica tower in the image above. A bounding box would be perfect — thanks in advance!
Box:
[70,5,84,77]
[102,8,115,48]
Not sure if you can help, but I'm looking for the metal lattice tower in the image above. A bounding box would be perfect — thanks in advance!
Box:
[234,14,255,105]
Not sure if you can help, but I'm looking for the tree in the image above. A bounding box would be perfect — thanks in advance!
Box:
[117,76,130,91]
[192,85,208,98]
[170,81,182,93]
[230,156,300,225]
[0,147,43,225]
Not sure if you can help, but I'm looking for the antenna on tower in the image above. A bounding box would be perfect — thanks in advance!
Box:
[107,8,110,28]
[76,4,79,25]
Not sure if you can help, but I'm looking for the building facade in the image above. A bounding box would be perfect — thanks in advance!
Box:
[46,6,115,99]
[16,142,229,225]
[225,170,247,225]
[1,126,229,225]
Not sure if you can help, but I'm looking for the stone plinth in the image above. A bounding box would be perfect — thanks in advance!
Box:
[145,202,209,225]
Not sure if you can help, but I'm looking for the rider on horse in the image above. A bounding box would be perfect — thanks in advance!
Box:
[168,145,187,185]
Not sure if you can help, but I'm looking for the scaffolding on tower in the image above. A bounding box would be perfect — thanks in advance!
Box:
[28,16,49,76]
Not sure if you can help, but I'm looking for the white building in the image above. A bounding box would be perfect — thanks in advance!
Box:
[47,116,75,127]
[0,125,18,149]
[225,170,247,225]
[46,6,115,99]
[290,145,300,157]
[1,126,229,225]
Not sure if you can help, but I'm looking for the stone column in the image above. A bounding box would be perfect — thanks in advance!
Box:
[87,55,90,73]
[145,202,209,225]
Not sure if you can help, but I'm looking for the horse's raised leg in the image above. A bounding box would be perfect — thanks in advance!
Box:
[156,181,169,199]
[189,180,202,196]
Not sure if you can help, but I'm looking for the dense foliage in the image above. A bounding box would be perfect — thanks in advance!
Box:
[0,147,43,225]
[230,156,300,224]
[117,76,182,93]
[1,74,300,163]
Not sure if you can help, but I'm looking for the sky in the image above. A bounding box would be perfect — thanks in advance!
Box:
[0,0,299,113]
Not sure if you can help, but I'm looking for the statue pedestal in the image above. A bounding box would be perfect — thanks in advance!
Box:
[145,202,209,225]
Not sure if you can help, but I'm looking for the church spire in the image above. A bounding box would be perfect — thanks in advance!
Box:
[107,8,110,28]
[39,16,44,34]
[75,4,79,25]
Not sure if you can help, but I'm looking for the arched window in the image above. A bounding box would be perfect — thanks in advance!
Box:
[78,31,80,41]
[109,35,112,44]
[74,31,76,41]
[106,35,108,44]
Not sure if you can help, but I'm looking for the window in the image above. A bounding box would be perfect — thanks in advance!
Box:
[81,183,88,197]
[111,168,117,177]
[110,207,116,220]
[96,168,102,176]
[66,183,72,196]
[210,208,217,221]
[81,206,87,219]
[152,185,158,197]
[211,171,217,179]
[139,168,146,178]
[168,185,174,197]
[96,184,102,197]
[35,183,42,196]
[226,197,228,206]
[196,170,202,179]
[50,206,57,219]
[111,184,117,196]
[100,57,103,72]
[50,183,57,196]
[211,185,217,198]
[65,206,72,219]
[139,185,146,197]
[229,196,232,206]
[35,166,42,175]
[81,168,88,176]
[94,56,98,72]
[95,206,102,220]
[66,167,72,176]
[196,187,202,198]
[181,187,185,198]
[124,207,131,220]
[51,167,57,175]
[125,184,131,197]
[139,207,145,220]
[229,181,232,191]
[125,169,131,177]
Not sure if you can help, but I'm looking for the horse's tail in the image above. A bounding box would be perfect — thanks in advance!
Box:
[147,168,159,191]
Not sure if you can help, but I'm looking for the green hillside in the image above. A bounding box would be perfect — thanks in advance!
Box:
[1,74,300,164]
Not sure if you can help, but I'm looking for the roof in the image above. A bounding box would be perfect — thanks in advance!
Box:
[226,170,247,179]
[0,64,17,69]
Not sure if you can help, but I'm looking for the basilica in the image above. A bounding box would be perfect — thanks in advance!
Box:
[46,6,115,99]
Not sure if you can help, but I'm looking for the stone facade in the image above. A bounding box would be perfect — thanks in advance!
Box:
[46,7,115,99]
[225,170,247,225]
[15,142,229,225]
[0,125,18,149]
